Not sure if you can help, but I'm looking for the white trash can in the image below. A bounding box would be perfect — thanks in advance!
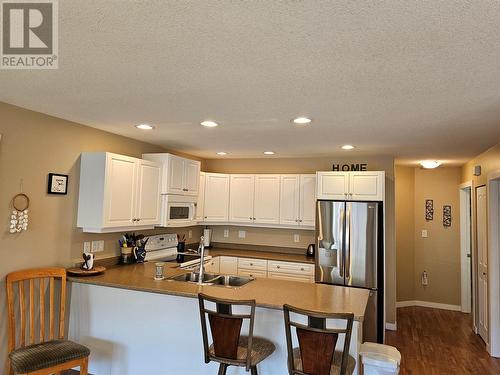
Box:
[359,342,401,375]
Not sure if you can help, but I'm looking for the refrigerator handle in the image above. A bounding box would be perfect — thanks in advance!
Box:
[345,204,351,281]
[339,208,344,278]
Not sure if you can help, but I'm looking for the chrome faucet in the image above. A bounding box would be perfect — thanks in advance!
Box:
[197,236,206,285]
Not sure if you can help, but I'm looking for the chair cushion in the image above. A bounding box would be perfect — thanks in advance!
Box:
[9,339,90,374]
[209,336,275,365]
[292,347,356,375]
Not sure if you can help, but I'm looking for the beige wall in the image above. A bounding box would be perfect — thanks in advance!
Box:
[462,142,500,186]
[395,166,462,306]
[0,103,203,373]
[205,155,397,325]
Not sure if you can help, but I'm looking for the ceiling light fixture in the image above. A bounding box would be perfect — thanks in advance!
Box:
[420,160,441,169]
[341,145,355,150]
[263,151,275,155]
[200,120,219,128]
[216,152,227,155]
[136,124,154,130]
[293,117,312,124]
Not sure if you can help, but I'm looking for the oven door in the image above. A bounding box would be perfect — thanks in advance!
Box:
[163,195,197,227]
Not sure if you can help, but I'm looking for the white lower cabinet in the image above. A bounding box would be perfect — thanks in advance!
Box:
[238,269,267,278]
[267,272,314,283]
[267,260,314,283]
[205,257,220,273]
[219,256,238,274]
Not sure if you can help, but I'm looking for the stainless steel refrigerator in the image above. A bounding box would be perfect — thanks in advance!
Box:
[315,200,384,343]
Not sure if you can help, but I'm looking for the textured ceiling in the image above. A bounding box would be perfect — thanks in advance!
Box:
[2,1,500,165]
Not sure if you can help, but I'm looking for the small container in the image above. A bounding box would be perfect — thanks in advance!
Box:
[360,342,401,375]
[177,242,186,263]
[154,262,165,280]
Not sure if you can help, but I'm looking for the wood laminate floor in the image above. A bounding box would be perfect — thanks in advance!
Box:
[385,306,500,374]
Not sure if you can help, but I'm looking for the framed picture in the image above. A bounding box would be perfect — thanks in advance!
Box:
[47,173,68,195]
[443,205,452,227]
[425,199,434,221]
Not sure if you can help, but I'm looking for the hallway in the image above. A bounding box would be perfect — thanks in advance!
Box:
[386,307,500,374]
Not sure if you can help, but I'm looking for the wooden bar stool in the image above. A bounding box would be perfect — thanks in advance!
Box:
[198,293,275,375]
[283,304,355,375]
[6,268,90,375]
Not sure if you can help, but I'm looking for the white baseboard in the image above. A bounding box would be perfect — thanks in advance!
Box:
[385,322,397,331]
[396,300,461,311]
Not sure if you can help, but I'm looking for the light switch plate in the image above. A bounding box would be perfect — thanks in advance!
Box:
[83,241,91,253]
[238,230,246,239]
[421,230,428,238]
[91,240,104,252]
[223,229,229,238]
[293,234,300,243]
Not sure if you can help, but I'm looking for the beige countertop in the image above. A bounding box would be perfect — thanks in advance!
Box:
[205,247,315,264]
[68,262,369,320]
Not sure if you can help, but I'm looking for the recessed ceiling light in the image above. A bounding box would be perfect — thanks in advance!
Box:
[420,160,441,169]
[293,117,312,124]
[263,151,275,155]
[200,120,219,128]
[341,145,355,150]
[216,152,227,155]
[136,124,154,130]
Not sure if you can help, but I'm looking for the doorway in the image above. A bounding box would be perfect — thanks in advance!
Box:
[459,183,473,315]
[476,185,488,344]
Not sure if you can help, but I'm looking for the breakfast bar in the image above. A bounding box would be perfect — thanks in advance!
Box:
[67,262,370,375]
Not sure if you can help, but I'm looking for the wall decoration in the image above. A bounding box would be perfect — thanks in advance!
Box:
[10,193,29,233]
[47,173,68,194]
[425,199,434,221]
[443,205,452,227]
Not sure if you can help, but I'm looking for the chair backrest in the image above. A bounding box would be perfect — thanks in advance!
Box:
[198,293,256,370]
[283,304,354,375]
[6,268,67,352]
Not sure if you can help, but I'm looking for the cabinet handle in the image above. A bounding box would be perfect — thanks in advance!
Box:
[250,263,253,266]
[249,217,253,220]
[299,219,303,222]
[253,217,256,220]
[277,265,280,269]
[301,268,305,271]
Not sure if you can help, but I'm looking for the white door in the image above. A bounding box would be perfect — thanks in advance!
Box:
[477,185,489,343]
[316,172,349,200]
[229,175,255,223]
[254,175,281,224]
[184,159,200,196]
[135,160,161,226]
[349,172,384,201]
[280,175,300,226]
[299,174,316,227]
[203,173,230,222]
[195,172,205,221]
[166,155,185,194]
[103,154,137,227]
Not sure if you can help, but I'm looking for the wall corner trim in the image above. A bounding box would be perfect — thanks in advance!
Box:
[396,300,461,311]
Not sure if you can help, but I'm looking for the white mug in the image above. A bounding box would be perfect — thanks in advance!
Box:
[82,252,94,270]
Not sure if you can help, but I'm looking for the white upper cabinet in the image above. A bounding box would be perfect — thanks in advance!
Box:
[203,173,230,222]
[279,175,300,226]
[316,171,385,201]
[229,175,255,223]
[142,153,200,196]
[195,172,206,221]
[299,174,316,226]
[253,175,281,224]
[77,152,161,233]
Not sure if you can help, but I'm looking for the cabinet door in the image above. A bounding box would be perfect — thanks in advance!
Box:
[205,257,220,273]
[316,172,349,200]
[203,173,230,221]
[103,154,137,227]
[219,256,238,275]
[229,175,255,223]
[280,175,300,225]
[166,155,185,194]
[254,175,281,224]
[135,160,161,226]
[195,172,206,221]
[237,269,267,278]
[349,172,384,201]
[299,174,316,227]
[184,159,200,196]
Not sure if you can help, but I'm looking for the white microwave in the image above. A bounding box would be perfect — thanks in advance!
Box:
[160,194,197,227]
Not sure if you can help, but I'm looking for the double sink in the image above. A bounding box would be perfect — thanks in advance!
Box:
[172,272,254,287]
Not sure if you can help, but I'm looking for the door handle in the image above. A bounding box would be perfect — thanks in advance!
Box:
[345,206,351,280]
[339,209,344,277]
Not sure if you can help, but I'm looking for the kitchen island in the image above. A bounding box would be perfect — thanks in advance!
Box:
[68,262,369,375]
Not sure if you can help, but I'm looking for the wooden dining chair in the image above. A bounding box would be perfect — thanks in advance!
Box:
[6,268,90,375]
[283,304,355,375]
[198,293,275,375]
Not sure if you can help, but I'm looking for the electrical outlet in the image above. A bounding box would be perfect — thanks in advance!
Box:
[83,241,91,253]
[293,234,300,243]
[91,240,104,253]
[238,230,246,239]
[422,271,429,286]
[421,229,428,238]
[188,230,192,239]
[223,229,229,238]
